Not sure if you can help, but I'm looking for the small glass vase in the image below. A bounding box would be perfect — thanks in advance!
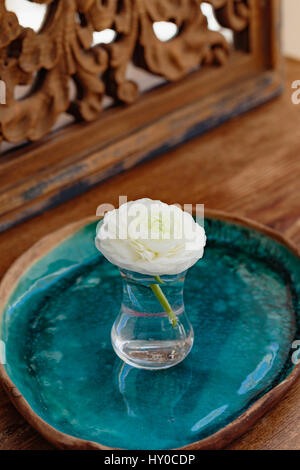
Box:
[111,269,194,370]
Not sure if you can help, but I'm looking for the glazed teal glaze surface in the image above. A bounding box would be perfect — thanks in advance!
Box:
[1,218,300,449]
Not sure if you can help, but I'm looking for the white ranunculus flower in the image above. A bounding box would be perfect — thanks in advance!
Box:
[95,198,206,276]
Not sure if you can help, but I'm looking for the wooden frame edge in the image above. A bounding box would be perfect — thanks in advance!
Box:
[0,65,284,234]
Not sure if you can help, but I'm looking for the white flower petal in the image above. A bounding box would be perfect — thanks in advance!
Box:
[95,198,206,275]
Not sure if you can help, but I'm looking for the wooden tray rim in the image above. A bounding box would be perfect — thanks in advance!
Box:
[0,209,299,450]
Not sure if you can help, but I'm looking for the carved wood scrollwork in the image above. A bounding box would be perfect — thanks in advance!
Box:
[0,0,250,147]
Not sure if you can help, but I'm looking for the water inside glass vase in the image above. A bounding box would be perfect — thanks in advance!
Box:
[111,269,194,370]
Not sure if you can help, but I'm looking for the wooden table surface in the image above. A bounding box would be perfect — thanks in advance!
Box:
[0,58,300,451]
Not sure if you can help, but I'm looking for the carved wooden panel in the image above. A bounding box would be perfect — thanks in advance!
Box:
[0,0,252,146]
[0,0,282,231]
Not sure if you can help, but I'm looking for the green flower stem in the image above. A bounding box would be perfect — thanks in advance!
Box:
[154,275,163,284]
[150,282,177,328]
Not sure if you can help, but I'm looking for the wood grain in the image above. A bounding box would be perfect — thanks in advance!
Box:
[0,58,299,450]
[0,0,242,142]
[0,0,282,232]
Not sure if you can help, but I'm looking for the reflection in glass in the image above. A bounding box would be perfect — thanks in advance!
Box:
[115,359,193,422]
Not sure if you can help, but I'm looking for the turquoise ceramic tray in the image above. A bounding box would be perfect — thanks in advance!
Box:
[1,212,300,450]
